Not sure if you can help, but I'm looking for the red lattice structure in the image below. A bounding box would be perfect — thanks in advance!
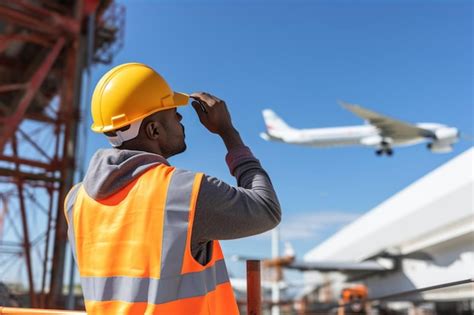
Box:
[0,0,124,309]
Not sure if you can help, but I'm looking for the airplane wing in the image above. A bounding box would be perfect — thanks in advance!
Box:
[286,260,392,273]
[340,101,435,140]
[232,254,393,273]
[365,249,434,261]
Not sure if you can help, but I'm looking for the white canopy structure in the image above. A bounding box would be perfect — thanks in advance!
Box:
[304,147,474,301]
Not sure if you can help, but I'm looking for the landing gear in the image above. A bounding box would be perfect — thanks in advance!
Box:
[375,139,394,156]
[375,148,394,156]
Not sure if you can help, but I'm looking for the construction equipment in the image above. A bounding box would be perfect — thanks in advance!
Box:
[338,285,369,315]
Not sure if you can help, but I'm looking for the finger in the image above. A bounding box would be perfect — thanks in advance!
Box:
[190,92,211,103]
[193,100,208,113]
[190,92,205,99]
[209,94,222,103]
[190,92,217,106]
[202,92,223,104]
[191,101,208,119]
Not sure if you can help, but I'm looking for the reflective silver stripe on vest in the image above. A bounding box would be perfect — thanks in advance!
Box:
[160,169,195,277]
[65,184,81,263]
[81,259,229,304]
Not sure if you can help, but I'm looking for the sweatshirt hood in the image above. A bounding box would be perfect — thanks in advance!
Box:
[83,148,169,200]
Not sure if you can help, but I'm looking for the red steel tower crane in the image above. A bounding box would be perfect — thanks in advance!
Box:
[0,0,124,309]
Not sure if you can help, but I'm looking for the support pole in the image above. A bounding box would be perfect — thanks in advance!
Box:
[49,1,84,306]
[337,299,345,315]
[17,180,36,307]
[12,135,36,307]
[246,260,261,315]
[271,228,280,315]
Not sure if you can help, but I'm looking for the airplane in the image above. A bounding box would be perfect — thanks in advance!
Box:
[260,101,461,156]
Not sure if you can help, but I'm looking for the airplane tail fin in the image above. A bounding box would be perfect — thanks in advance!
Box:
[262,109,293,133]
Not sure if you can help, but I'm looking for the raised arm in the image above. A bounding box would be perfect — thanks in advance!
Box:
[189,92,281,244]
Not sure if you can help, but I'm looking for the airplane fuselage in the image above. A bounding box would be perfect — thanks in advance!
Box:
[265,125,427,148]
[286,125,378,147]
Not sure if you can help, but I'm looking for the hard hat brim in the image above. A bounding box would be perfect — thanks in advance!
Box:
[91,91,189,133]
[173,91,189,106]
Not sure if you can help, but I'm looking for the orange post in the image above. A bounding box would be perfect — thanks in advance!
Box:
[246,260,261,315]
[337,299,345,315]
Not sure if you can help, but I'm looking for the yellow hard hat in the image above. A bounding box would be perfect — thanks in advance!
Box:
[91,62,189,133]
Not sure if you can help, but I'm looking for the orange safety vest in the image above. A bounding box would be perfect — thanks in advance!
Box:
[64,164,239,315]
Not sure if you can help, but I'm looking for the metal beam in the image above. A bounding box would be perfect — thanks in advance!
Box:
[0,37,65,152]
[0,5,59,36]
[12,135,37,307]
[0,83,26,94]
[18,129,53,162]
[0,34,51,54]
[49,1,84,305]
[0,168,59,182]
[0,2,79,37]
[15,0,80,34]
[0,155,56,171]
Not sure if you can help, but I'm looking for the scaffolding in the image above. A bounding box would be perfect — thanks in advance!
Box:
[0,0,124,309]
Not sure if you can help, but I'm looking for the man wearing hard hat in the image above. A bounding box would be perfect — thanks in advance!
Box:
[64,63,281,314]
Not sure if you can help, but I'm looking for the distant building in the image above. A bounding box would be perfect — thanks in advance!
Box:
[303,147,474,314]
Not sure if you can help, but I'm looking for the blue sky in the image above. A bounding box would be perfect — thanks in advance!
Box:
[83,0,473,277]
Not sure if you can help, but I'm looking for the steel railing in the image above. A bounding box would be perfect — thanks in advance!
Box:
[0,308,85,314]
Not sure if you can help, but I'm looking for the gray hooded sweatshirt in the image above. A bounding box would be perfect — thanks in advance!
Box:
[81,146,281,265]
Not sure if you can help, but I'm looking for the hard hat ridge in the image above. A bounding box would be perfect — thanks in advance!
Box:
[90,62,189,135]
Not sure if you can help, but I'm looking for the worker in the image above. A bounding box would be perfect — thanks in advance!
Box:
[64,62,281,314]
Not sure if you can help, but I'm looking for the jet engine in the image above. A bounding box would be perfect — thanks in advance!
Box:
[434,127,459,142]
[427,127,459,153]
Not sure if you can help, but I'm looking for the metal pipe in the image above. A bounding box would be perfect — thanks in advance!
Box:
[40,185,55,307]
[246,260,262,315]
[0,307,85,314]
[12,135,37,307]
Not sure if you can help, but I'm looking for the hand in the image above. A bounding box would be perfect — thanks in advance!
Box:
[190,92,234,135]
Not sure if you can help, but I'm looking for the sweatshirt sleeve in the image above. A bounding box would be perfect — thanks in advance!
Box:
[191,146,281,246]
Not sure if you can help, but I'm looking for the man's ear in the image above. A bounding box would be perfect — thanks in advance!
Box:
[145,121,160,140]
